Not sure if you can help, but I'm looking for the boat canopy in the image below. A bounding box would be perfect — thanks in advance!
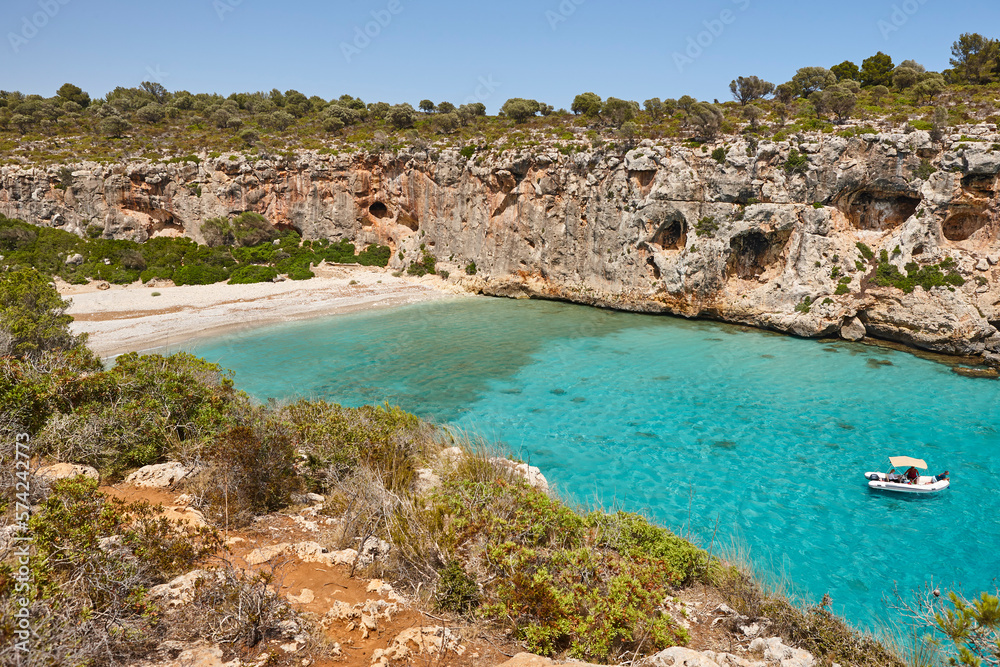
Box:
[889,456,927,469]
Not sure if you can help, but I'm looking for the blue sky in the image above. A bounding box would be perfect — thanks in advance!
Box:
[1,0,997,112]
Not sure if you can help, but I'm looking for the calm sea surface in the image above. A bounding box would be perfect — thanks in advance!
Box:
[180,297,1000,632]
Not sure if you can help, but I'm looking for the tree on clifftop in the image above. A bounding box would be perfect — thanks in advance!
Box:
[571,92,602,117]
[500,98,541,123]
[602,97,638,128]
[860,52,895,87]
[689,102,723,140]
[950,33,1000,84]
[790,67,836,97]
[56,83,90,108]
[729,76,775,106]
[831,60,860,82]
[387,103,416,129]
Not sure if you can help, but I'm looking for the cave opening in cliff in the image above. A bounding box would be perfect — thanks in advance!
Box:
[148,210,185,238]
[725,229,792,280]
[962,174,997,195]
[369,202,390,218]
[273,221,301,234]
[650,218,687,250]
[842,190,921,231]
[942,211,991,242]
[397,210,419,231]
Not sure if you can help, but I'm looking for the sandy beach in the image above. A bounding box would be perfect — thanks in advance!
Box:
[63,264,466,358]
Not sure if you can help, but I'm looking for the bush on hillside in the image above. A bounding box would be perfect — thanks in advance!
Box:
[227,264,278,284]
[0,268,90,360]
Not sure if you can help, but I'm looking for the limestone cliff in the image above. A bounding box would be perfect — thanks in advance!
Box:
[2,126,999,365]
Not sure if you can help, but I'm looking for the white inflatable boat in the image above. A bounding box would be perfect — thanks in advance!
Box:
[865,456,950,494]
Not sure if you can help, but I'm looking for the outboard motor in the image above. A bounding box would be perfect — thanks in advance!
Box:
[868,473,881,481]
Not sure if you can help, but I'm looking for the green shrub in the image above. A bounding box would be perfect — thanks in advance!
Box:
[795,296,812,314]
[784,148,809,173]
[0,478,221,662]
[695,216,719,238]
[435,561,480,613]
[34,352,239,476]
[711,146,727,164]
[357,244,391,267]
[914,159,936,180]
[465,261,478,275]
[284,262,314,280]
[856,242,875,261]
[407,248,437,276]
[173,264,229,285]
[228,265,278,284]
[191,419,301,527]
[0,268,89,360]
[874,257,965,293]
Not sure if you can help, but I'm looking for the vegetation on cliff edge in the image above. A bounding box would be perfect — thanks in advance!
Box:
[0,271,981,666]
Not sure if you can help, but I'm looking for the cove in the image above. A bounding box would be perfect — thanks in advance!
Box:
[180,297,1000,633]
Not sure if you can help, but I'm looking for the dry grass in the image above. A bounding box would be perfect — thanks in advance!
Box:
[712,537,905,667]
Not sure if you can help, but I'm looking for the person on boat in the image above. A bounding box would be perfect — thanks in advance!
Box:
[905,466,919,483]
[886,468,902,483]
[931,471,950,483]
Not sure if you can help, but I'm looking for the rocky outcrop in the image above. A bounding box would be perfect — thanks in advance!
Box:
[36,462,99,482]
[124,462,201,488]
[4,124,1000,364]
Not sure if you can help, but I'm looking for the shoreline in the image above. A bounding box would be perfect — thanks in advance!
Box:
[63,265,466,358]
[64,268,995,377]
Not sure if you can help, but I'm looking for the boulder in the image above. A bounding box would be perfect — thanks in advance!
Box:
[147,570,213,607]
[965,151,1000,175]
[137,641,239,667]
[36,462,99,482]
[749,637,816,667]
[65,253,84,265]
[290,492,325,505]
[642,647,724,667]
[491,457,550,492]
[840,317,867,342]
[124,462,200,488]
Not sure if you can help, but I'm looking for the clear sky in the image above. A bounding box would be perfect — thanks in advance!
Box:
[1,0,997,112]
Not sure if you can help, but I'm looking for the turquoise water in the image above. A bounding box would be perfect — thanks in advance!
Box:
[181,297,1000,632]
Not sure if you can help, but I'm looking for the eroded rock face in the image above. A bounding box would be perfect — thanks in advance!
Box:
[4,127,1000,364]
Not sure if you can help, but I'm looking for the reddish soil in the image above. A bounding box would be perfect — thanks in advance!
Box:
[104,484,516,666]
